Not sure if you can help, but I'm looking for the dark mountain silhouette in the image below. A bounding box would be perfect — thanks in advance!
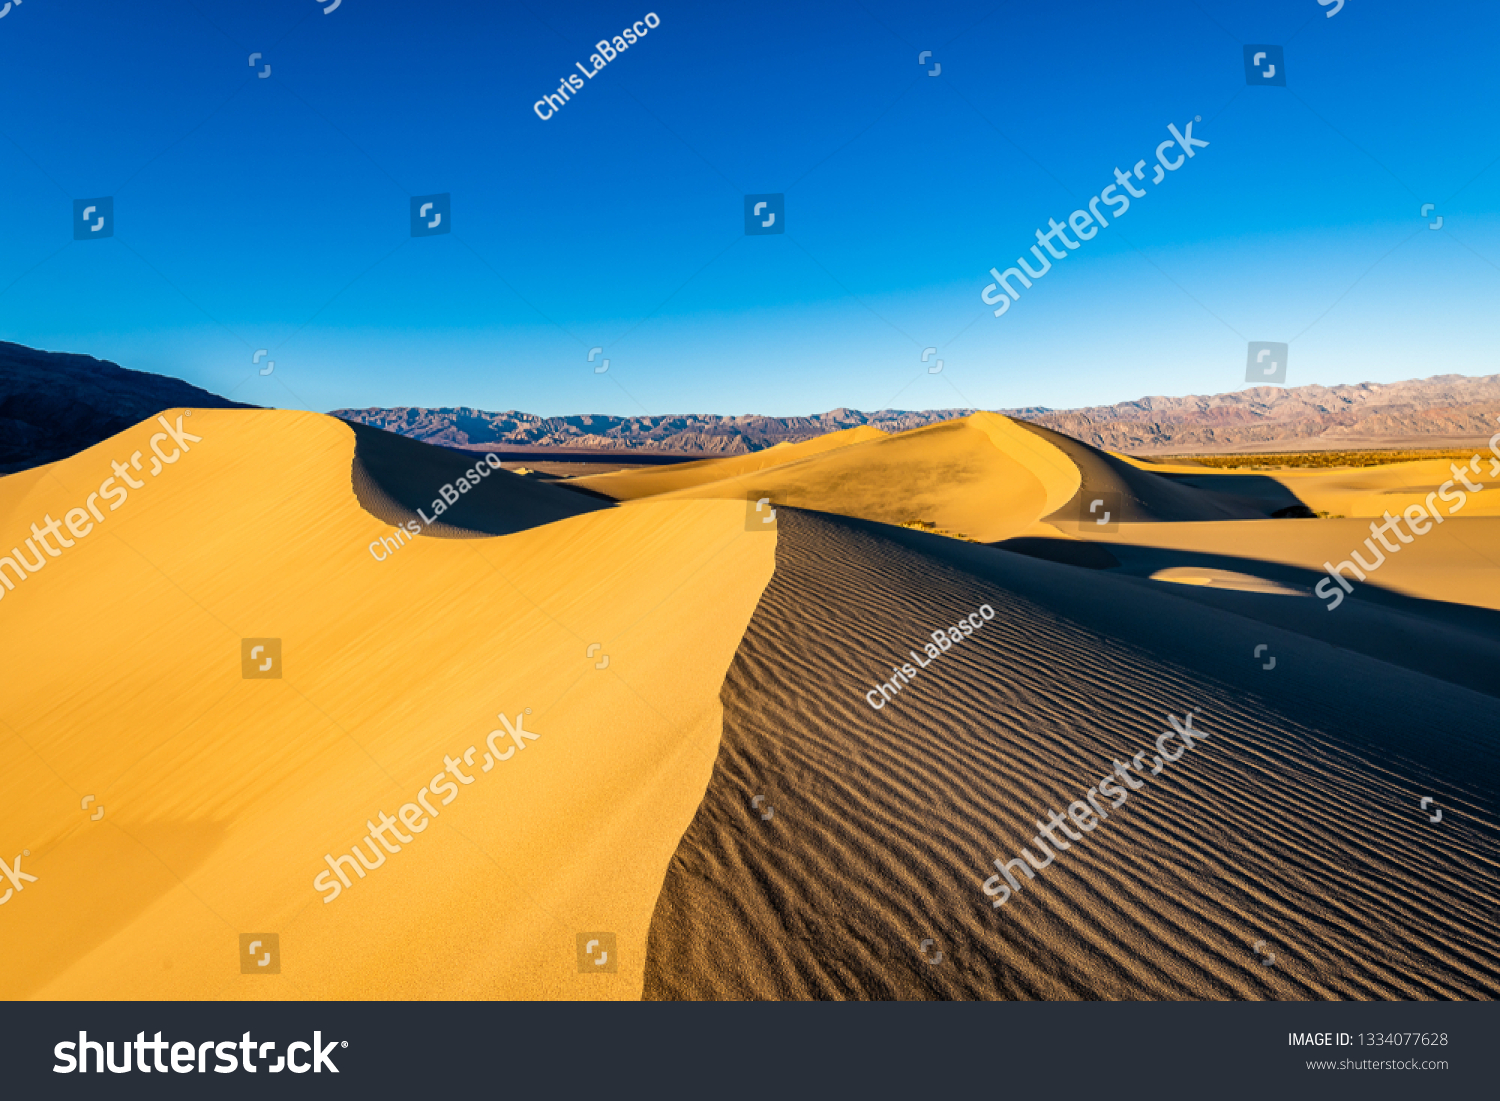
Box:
[0,342,253,473]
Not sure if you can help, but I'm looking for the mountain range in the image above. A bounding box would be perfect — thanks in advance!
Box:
[333,374,1500,456]
[3,340,1498,474]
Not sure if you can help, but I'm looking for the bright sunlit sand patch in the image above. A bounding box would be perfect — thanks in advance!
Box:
[580,413,1080,544]
[1148,566,1309,595]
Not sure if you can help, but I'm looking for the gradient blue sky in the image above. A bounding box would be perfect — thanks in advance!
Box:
[2,0,1497,418]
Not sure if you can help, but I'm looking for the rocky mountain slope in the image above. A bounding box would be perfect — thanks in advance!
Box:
[0,342,253,473]
[4,337,1496,471]
[1037,375,1500,453]
[335,375,1500,456]
[326,406,1036,454]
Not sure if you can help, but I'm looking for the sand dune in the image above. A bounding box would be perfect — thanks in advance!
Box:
[6,400,1496,1004]
[1147,566,1309,595]
[578,413,1080,545]
[569,425,886,500]
[643,510,1500,999]
[1013,421,1269,523]
[1267,459,1500,519]
[0,409,773,999]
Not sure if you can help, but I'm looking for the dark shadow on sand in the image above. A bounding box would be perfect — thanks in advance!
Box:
[344,420,612,537]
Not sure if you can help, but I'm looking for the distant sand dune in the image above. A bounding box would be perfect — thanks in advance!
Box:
[644,510,1500,999]
[569,425,887,500]
[579,413,1081,545]
[1014,421,1267,523]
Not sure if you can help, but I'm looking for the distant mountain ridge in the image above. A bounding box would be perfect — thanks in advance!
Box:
[3,339,1497,473]
[327,406,1045,455]
[1037,375,1500,453]
[334,374,1500,456]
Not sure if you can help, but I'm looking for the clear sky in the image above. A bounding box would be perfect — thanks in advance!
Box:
[1,0,1497,418]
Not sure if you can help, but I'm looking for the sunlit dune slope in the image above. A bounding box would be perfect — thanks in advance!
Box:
[1093,514,1500,610]
[0,408,774,1000]
[644,511,1500,999]
[1049,443,1500,611]
[1110,450,1500,521]
[1267,456,1500,519]
[1001,445,1500,689]
[583,413,1080,545]
[569,425,886,500]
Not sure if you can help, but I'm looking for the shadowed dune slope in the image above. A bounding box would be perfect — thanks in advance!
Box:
[643,510,1499,1000]
[1014,420,1266,522]
[346,420,611,536]
[1118,453,1500,520]
[569,425,887,500]
[590,413,1080,545]
[1083,516,1500,617]
[0,409,773,999]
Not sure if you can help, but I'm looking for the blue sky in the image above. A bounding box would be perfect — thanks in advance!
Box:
[1,0,1497,418]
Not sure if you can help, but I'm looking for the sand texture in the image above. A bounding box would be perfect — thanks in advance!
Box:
[4,407,1496,1002]
[643,510,1499,999]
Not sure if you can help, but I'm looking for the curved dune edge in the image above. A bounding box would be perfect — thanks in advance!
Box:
[643,510,1499,999]
[1013,420,1265,523]
[1268,459,1500,519]
[346,418,610,537]
[589,413,1083,545]
[0,409,775,999]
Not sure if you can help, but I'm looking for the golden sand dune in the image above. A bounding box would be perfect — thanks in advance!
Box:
[0,409,774,999]
[1268,457,1500,519]
[1040,517,1500,701]
[643,510,1500,999]
[1083,516,1500,611]
[579,413,1080,545]
[570,424,886,500]
[1014,421,1269,524]
[6,402,1498,1004]
[1109,454,1500,523]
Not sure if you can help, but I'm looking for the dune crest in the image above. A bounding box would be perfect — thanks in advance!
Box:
[0,409,774,999]
[576,413,1082,545]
